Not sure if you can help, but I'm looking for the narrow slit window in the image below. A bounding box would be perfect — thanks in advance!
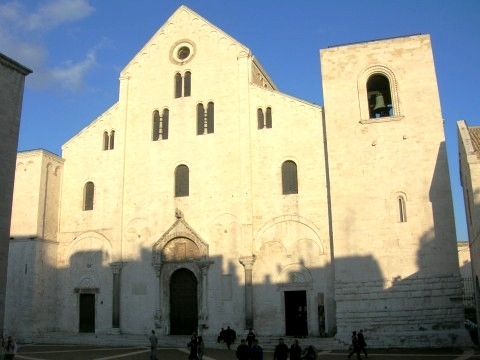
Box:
[197,103,205,135]
[152,110,160,141]
[184,71,191,97]
[161,109,169,140]
[109,130,115,150]
[398,196,407,222]
[174,73,182,98]
[207,102,214,134]
[257,108,264,129]
[103,131,109,151]
[266,107,272,128]
[282,161,298,195]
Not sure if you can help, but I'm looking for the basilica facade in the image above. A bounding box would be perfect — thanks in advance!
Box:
[7,6,466,347]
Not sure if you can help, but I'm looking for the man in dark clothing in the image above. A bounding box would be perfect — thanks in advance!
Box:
[225,326,236,350]
[246,328,256,347]
[273,338,289,360]
[347,331,361,359]
[188,332,199,360]
[289,339,302,360]
[236,339,250,360]
[249,339,263,360]
[357,329,368,358]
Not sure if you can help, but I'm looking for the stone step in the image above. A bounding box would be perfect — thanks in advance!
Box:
[31,332,345,351]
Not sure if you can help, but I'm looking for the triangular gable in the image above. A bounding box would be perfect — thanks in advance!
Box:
[121,5,252,76]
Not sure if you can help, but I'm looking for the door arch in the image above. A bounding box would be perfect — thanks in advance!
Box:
[170,268,198,334]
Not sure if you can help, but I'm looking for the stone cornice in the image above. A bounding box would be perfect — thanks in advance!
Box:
[0,52,32,75]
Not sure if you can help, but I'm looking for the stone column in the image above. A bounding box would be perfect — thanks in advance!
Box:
[199,262,211,329]
[239,256,256,329]
[153,263,163,331]
[110,262,125,331]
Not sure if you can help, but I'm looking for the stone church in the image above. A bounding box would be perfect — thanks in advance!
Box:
[7,5,466,347]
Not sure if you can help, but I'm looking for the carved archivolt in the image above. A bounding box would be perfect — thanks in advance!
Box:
[152,210,208,266]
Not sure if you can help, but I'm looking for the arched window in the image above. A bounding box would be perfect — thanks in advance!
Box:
[175,165,189,197]
[257,109,264,129]
[367,74,392,118]
[83,181,95,210]
[109,130,115,150]
[266,107,272,128]
[207,102,214,134]
[153,110,160,141]
[103,131,109,151]
[174,73,182,98]
[282,161,298,195]
[184,71,191,97]
[197,103,205,135]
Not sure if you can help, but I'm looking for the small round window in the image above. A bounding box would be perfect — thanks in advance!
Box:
[177,47,190,60]
[171,41,195,64]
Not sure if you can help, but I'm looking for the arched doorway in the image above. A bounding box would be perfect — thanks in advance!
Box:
[170,268,198,334]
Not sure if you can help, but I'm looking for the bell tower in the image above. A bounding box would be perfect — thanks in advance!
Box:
[321,35,464,344]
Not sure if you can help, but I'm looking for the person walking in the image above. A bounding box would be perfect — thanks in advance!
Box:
[224,326,236,350]
[347,331,361,359]
[249,339,263,360]
[197,336,205,360]
[290,339,302,360]
[188,332,199,360]
[149,330,158,360]
[235,339,250,360]
[246,328,256,347]
[273,338,289,360]
[4,336,17,360]
[357,329,368,358]
[301,345,317,360]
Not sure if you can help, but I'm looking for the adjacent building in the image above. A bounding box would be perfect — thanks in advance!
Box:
[7,6,466,347]
[0,53,31,336]
[458,121,480,327]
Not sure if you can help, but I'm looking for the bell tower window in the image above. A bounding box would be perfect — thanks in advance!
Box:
[367,74,392,118]
[358,65,402,124]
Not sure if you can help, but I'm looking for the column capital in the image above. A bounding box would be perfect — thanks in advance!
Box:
[109,261,126,274]
[239,255,256,270]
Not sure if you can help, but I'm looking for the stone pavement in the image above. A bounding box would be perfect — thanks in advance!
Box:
[12,344,479,360]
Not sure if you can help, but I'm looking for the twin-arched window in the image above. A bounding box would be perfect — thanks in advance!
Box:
[153,109,169,141]
[175,71,191,98]
[197,102,214,135]
[103,130,115,150]
[258,107,273,129]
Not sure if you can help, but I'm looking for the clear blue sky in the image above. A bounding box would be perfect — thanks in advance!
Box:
[1,0,479,241]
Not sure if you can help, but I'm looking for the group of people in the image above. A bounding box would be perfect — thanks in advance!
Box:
[217,326,237,350]
[147,327,367,360]
[235,329,263,360]
[273,338,317,360]
[347,329,368,359]
[1,335,17,360]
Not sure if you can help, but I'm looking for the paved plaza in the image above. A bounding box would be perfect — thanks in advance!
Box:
[12,344,480,360]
